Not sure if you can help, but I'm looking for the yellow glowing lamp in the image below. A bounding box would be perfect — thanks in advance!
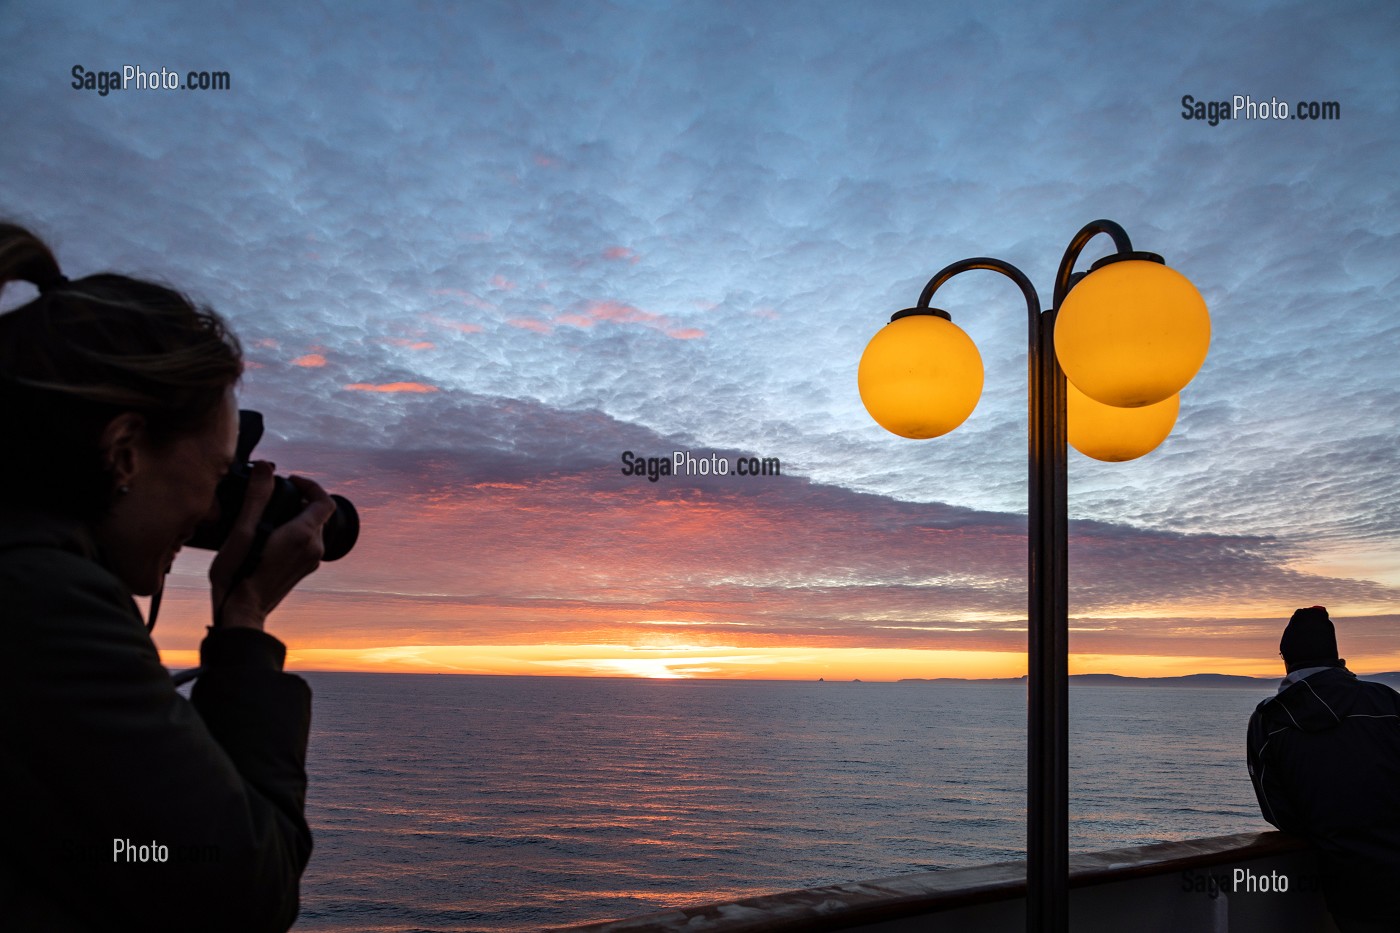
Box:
[1054,257,1209,408]
[1067,379,1179,462]
[858,310,984,439]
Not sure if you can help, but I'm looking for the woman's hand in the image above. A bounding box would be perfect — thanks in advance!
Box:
[209,461,337,631]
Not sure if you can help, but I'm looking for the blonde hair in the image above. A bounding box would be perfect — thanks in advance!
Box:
[0,222,243,518]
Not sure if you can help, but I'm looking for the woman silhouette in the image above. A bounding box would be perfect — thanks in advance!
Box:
[0,221,334,931]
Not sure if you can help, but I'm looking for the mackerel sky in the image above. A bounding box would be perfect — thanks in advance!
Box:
[3,0,1398,677]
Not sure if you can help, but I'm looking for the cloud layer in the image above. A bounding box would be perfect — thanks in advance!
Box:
[3,0,1397,672]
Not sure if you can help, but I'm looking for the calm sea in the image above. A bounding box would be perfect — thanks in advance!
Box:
[290,673,1274,931]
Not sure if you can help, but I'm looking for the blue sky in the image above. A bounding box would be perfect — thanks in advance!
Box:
[3,0,1397,676]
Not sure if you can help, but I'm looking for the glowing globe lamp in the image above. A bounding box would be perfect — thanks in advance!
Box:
[1067,379,1179,462]
[1054,258,1209,408]
[858,311,984,439]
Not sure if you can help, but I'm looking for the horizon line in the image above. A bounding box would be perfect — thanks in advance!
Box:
[216,668,1400,685]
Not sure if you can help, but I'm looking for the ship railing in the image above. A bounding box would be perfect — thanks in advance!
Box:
[560,830,1339,932]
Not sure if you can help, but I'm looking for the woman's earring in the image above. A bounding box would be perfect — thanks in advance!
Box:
[117,484,131,496]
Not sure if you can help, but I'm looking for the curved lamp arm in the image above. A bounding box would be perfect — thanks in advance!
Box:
[1053,218,1145,307]
[916,256,1042,324]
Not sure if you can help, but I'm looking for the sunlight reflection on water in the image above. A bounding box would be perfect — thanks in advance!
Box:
[295,674,1269,931]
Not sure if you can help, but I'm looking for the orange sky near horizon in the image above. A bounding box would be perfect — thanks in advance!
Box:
[142,466,1400,682]
[155,642,1400,681]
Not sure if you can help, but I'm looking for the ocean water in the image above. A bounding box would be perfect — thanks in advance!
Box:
[291,674,1274,931]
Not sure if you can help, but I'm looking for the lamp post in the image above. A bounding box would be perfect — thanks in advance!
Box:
[857,219,1209,933]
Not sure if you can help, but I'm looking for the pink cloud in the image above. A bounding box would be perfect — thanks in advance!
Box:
[424,314,484,335]
[293,354,327,368]
[385,338,436,350]
[534,154,559,168]
[508,318,553,334]
[343,382,440,394]
[554,300,703,340]
[603,246,640,264]
[253,338,279,350]
[491,275,517,291]
[585,300,663,325]
[431,288,497,312]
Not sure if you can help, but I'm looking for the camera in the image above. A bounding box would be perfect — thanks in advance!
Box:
[187,410,359,564]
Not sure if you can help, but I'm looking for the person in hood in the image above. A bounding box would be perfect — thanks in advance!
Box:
[0,221,335,931]
[1247,606,1400,932]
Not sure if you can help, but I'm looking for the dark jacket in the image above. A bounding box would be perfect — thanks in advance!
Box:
[0,509,313,931]
[1247,666,1400,919]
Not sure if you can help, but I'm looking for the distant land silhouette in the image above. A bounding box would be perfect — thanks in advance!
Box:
[898,672,1400,689]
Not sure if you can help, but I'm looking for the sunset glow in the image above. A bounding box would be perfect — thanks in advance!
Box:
[155,644,1046,681]
[158,642,1400,681]
[342,382,440,393]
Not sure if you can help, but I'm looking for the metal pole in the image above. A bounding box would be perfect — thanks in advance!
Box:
[1022,218,1131,932]
[1027,305,1069,933]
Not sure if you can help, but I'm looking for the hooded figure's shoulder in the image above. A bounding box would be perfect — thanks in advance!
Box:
[1258,672,1345,734]
[1352,676,1400,715]
[1257,668,1400,735]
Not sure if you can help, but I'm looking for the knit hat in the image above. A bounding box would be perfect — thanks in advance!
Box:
[1279,606,1341,670]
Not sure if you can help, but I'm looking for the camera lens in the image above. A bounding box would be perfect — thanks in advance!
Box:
[323,494,359,561]
[187,467,360,562]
